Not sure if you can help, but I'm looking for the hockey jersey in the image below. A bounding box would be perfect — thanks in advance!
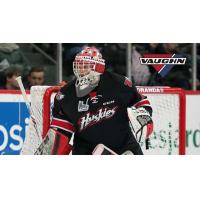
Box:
[50,71,152,155]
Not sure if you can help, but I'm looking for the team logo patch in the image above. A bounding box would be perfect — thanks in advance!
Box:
[78,95,103,112]
[78,100,89,112]
[90,95,102,104]
[56,92,65,101]
[140,54,186,77]
[124,77,132,87]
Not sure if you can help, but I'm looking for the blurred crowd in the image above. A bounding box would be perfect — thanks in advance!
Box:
[62,43,199,90]
[0,43,199,90]
[0,43,45,90]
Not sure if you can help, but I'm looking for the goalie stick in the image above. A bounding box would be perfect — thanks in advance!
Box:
[16,76,42,143]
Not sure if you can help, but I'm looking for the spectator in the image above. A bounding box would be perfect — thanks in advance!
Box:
[0,66,21,89]
[96,43,127,75]
[0,59,10,86]
[32,43,57,59]
[25,67,45,89]
[0,43,30,75]
[161,43,191,89]
[131,46,151,86]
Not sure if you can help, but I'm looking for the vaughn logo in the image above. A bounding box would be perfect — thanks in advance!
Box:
[78,106,118,131]
[140,54,186,77]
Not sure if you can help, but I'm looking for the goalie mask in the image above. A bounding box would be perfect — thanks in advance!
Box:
[73,47,105,97]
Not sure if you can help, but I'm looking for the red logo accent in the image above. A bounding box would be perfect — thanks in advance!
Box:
[124,78,132,87]
[89,91,97,98]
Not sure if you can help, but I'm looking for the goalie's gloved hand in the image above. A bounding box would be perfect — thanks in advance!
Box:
[135,107,152,127]
[127,107,153,144]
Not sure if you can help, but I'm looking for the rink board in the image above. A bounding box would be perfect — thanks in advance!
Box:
[0,90,200,154]
[0,91,29,155]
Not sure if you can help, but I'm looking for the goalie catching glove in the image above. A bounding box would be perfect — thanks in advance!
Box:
[127,106,153,144]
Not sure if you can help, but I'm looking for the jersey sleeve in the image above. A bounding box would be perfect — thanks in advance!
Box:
[50,91,76,139]
[119,76,152,115]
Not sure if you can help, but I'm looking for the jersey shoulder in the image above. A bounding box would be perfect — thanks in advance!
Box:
[55,79,76,102]
[60,79,76,95]
[105,71,133,89]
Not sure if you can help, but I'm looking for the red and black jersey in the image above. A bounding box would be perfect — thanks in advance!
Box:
[50,71,152,155]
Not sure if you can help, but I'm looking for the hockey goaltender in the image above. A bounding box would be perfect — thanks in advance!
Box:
[35,47,154,155]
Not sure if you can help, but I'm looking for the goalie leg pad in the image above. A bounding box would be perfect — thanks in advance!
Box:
[51,131,72,155]
[34,129,56,155]
[92,144,117,155]
[120,141,144,155]
[34,129,72,155]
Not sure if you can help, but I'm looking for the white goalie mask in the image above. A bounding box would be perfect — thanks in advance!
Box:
[73,47,105,97]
